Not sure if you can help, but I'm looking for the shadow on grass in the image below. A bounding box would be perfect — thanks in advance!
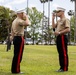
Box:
[0,71,30,75]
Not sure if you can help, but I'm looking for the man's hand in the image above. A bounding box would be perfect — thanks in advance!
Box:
[23,13,28,20]
[52,13,56,20]
[54,31,60,36]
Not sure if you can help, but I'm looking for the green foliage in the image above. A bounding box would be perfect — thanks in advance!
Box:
[0,6,9,19]
[0,45,76,75]
[70,16,75,42]
[28,7,43,44]
[0,6,10,41]
[0,6,16,41]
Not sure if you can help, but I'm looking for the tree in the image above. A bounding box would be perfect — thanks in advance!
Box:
[28,7,43,44]
[0,6,10,41]
[0,6,15,41]
[70,16,75,42]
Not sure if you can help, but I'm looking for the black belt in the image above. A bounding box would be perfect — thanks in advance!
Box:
[14,34,24,36]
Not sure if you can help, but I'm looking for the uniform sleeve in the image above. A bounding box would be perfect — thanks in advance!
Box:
[18,20,25,26]
[65,19,70,28]
[10,26,14,41]
[19,19,31,27]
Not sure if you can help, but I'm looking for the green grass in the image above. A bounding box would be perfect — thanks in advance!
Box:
[0,45,76,75]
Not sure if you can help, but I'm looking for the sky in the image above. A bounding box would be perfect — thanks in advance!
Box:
[0,0,75,21]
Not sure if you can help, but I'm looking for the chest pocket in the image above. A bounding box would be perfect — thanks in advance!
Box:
[59,20,65,26]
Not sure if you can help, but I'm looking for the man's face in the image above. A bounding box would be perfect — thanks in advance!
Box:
[56,10,63,17]
[18,12,24,18]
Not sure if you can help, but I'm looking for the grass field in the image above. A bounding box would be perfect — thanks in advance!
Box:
[0,45,76,75]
